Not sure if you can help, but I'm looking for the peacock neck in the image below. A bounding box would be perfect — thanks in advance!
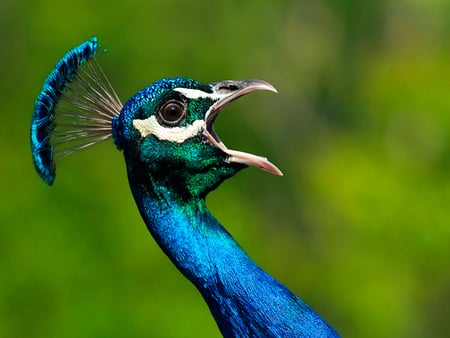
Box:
[127,172,252,290]
[126,171,339,337]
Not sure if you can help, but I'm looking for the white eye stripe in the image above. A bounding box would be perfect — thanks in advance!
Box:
[173,88,210,99]
[173,87,229,100]
[133,116,204,143]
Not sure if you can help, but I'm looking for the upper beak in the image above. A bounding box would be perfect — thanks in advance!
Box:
[203,79,283,176]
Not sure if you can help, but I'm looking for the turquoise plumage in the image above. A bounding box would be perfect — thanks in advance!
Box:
[31,38,339,337]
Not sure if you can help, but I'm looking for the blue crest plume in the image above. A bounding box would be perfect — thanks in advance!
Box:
[31,37,122,185]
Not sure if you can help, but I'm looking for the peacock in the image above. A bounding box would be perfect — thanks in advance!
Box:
[31,37,339,337]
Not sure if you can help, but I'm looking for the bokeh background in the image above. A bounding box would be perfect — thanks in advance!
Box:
[1,0,449,337]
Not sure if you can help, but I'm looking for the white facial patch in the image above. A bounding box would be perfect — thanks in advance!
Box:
[133,116,204,143]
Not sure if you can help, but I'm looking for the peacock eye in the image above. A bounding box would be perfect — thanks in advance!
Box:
[159,101,185,126]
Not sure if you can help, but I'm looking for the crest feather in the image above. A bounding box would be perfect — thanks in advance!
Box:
[31,37,122,185]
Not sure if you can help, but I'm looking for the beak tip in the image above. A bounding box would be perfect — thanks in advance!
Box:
[256,80,278,94]
[257,160,283,176]
[267,166,284,176]
[268,84,278,94]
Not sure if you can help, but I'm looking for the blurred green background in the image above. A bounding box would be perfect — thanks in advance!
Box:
[1,0,449,337]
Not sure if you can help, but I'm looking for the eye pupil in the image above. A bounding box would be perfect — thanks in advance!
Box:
[160,102,185,124]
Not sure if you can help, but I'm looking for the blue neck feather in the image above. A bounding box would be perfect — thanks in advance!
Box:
[127,166,339,337]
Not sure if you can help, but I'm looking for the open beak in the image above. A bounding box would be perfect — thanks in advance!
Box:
[203,79,283,176]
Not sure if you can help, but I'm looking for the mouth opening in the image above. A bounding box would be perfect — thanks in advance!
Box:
[202,79,283,176]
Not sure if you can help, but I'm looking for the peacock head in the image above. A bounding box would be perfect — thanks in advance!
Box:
[31,39,281,194]
[112,78,282,198]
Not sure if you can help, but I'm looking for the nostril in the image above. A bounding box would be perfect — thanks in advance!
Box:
[216,82,242,92]
[219,84,239,91]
